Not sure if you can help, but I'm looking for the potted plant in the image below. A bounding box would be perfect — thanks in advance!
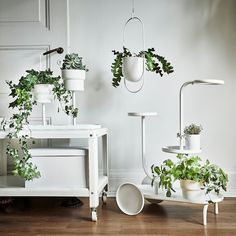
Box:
[184,123,203,150]
[61,53,89,91]
[152,154,228,201]
[111,47,174,87]
[4,69,79,181]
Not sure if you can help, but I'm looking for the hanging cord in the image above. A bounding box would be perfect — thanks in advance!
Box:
[123,15,145,93]
[131,0,135,18]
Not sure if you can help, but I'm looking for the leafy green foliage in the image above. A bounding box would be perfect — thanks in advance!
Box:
[4,69,79,181]
[111,47,174,88]
[151,159,176,197]
[61,53,89,71]
[173,154,203,182]
[201,160,228,195]
[152,154,228,197]
[184,123,203,135]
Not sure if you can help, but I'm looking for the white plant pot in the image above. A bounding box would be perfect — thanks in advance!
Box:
[185,134,201,150]
[33,84,53,104]
[122,56,144,82]
[116,183,144,215]
[61,69,86,91]
[180,179,205,201]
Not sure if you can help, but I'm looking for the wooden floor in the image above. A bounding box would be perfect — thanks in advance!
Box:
[0,197,235,235]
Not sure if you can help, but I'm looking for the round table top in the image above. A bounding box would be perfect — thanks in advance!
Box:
[128,112,157,117]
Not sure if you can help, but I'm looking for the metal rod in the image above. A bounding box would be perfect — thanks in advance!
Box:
[141,116,152,179]
[72,91,76,125]
[179,81,193,149]
[42,103,46,126]
[66,0,71,54]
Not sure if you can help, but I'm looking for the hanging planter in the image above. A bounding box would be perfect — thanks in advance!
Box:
[111,14,174,92]
[61,53,88,91]
[184,124,203,150]
[122,56,144,82]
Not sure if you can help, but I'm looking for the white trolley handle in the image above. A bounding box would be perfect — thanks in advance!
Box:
[123,16,145,93]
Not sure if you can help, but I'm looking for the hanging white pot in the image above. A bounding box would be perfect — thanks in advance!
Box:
[185,134,201,150]
[33,84,53,104]
[122,56,144,82]
[122,16,145,93]
[61,69,86,91]
[180,179,205,201]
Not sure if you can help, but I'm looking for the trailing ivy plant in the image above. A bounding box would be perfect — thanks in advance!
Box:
[152,154,228,197]
[4,69,79,181]
[111,47,174,87]
[61,53,89,71]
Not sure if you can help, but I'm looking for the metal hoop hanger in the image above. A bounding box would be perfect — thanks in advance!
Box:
[122,0,145,93]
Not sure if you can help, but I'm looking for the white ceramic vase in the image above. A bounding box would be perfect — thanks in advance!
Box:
[180,179,205,201]
[122,56,144,82]
[34,84,53,104]
[61,69,86,91]
[185,134,200,150]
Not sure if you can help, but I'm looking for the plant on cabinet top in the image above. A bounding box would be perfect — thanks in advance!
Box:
[4,69,78,181]
[111,47,174,88]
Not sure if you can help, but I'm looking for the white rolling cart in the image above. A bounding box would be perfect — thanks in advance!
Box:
[116,112,223,225]
[0,124,108,222]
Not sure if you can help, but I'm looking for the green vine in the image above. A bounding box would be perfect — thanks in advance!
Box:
[111,47,174,88]
[4,69,79,181]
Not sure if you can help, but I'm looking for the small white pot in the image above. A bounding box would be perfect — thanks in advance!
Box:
[33,84,53,104]
[185,134,200,150]
[122,56,144,82]
[180,179,204,201]
[61,69,86,91]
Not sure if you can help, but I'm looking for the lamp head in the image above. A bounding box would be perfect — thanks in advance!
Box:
[192,79,224,85]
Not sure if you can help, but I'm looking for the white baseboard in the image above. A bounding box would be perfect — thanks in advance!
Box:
[107,169,236,197]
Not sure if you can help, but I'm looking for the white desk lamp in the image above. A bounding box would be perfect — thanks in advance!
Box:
[179,79,224,150]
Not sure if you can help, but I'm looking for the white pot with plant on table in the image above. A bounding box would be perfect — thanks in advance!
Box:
[184,123,203,151]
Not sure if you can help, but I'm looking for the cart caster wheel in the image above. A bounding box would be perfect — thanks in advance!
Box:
[102,192,107,204]
[91,209,97,222]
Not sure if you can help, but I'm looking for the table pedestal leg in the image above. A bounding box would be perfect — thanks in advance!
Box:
[203,204,209,225]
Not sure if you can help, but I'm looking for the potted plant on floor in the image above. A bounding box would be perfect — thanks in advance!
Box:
[4,69,79,181]
[184,123,203,150]
[152,154,228,200]
[61,53,89,91]
[111,47,174,88]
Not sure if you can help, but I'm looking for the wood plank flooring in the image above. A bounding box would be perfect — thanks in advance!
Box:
[0,197,235,235]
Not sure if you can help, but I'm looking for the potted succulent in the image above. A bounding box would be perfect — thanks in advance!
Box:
[61,53,89,91]
[111,47,174,87]
[4,69,79,181]
[151,154,228,201]
[184,123,203,150]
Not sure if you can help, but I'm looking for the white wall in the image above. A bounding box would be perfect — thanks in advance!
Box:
[67,0,236,196]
